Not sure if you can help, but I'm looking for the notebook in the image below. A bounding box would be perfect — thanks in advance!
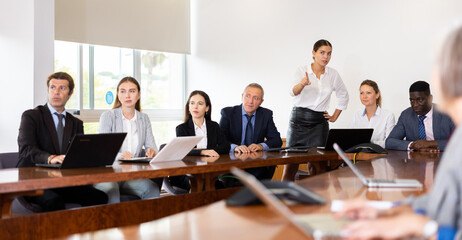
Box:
[230,167,349,238]
[317,128,373,151]
[333,143,423,188]
[35,133,126,169]
[118,136,203,163]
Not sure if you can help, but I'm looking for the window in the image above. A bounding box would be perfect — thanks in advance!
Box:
[55,41,185,145]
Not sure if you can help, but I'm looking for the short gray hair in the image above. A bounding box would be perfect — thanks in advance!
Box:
[243,83,264,99]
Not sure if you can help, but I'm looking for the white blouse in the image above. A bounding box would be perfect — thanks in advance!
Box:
[290,65,349,111]
[121,111,139,155]
[349,107,395,148]
[194,119,208,149]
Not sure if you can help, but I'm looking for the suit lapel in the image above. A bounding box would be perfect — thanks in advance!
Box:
[62,113,73,154]
[42,104,61,154]
[115,108,124,132]
[409,110,420,140]
[253,107,263,142]
[136,111,144,155]
[235,105,243,143]
[205,120,214,148]
[432,109,440,139]
[187,118,196,136]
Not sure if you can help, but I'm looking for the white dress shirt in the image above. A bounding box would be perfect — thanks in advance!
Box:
[422,108,434,141]
[349,106,396,148]
[407,107,435,150]
[290,65,349,111]
[121,111,139,155]
[194,119,208,149]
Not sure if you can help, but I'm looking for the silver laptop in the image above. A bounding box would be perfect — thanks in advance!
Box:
[118,136,203,163]
[230,167,349,239]
[333,143,423,188]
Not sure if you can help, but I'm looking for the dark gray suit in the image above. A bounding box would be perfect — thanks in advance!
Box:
[17,104,107,211]
[385,106,454,151]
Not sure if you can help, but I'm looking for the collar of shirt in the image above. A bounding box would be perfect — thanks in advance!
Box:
[362,106,381,117]
[422,107,433,119]
[121,111,137,122]
[241,105,256,118]
[307,63,329,78]
[194,118,207,131]
[47,103,66,129]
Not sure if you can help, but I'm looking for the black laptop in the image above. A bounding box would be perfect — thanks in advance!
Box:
[36,133,126,169]
[317,128,373,151]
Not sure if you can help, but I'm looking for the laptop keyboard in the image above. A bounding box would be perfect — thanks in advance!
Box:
[370,179,396,183]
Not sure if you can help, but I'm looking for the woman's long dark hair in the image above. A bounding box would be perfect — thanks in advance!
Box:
[184,90,212,123]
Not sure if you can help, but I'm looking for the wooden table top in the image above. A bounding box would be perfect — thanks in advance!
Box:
[60,150,440,240]
[0,149,337,194]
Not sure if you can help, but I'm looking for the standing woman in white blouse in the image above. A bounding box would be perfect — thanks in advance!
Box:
[95,77,160,203]
[350,80,395,148]
[283,39,349,181]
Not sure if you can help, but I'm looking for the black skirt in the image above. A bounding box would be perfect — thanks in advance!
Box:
[286,107,329,148]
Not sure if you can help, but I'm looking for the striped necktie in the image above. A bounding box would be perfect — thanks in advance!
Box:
[418,115,427,140]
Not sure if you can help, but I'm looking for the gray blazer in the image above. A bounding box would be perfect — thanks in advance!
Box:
[411,125,462,237]
[99,108,157,159]
[385,105,454,151]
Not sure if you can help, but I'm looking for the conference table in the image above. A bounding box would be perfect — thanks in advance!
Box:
[60,150,441,240]
[0,149,346,240]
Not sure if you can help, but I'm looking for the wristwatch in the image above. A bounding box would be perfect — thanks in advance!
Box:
[422,220,438,238]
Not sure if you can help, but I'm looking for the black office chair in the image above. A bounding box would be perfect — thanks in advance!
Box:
[0,152,19,168]
[158,144,190,195]
[0,152,84,214]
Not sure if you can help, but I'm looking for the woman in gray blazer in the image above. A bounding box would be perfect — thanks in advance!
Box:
[95,77,160,203]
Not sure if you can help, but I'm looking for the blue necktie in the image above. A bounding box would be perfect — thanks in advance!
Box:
[418,115,427,140]
[244,114,254,146]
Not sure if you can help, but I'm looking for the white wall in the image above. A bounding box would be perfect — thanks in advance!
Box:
[187,0,462,137]
[0,0,53,152]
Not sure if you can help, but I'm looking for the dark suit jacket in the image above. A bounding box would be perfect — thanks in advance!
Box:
[176,118,230,156]
[17,104,84,167]
[385,106,454,151]
[219,105,282,149]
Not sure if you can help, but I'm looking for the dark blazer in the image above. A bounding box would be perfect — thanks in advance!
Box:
[385,106,454,151]
[17,104,84,167]
[176,118,230,156]
[219,105,282,149]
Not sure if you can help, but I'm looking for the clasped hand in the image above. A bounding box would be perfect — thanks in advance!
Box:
[234,144,263,153]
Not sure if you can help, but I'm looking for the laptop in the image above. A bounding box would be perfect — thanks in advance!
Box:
[36,133,126,169]
[333,143,423,188]
[230,167,349,238]
[317,128,373,151]
[118,136,203,163]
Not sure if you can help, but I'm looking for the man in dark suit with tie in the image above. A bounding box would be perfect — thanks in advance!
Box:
[17,72,107,211]
[385,81,454,151]
[220,83,282,180]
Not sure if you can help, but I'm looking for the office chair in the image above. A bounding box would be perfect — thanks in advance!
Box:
[158,144,190,195]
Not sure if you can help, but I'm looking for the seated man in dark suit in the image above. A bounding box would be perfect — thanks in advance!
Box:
[385,81,454,151]
[17,72,107,211]
[220,83,283,180]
